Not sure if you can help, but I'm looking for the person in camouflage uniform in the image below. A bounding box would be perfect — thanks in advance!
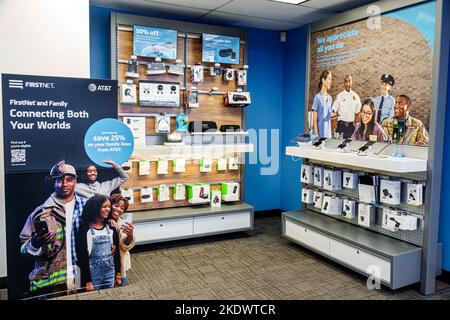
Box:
[381,95,429,146]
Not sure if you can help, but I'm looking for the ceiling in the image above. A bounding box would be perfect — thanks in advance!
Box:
[90,0,377,30]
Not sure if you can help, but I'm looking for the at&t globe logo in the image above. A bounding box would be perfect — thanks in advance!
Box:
[88,83,97,92]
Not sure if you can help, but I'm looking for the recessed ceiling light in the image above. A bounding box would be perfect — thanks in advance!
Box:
[272,0,309,4]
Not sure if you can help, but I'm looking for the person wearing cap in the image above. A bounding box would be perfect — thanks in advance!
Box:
[75,160,128,199]
[374,74,396,123]
[332,74,362,138]
[19,159,87,297]
[381,94,429,146]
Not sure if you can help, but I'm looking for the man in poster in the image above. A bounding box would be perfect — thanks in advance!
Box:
[374,74,396,123]
[332,74,362,138]
[19,160,87,297]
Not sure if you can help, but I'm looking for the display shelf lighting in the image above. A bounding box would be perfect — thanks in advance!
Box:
[272,0,308,4]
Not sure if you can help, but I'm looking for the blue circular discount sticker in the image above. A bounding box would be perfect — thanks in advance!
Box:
[84,118,134,168]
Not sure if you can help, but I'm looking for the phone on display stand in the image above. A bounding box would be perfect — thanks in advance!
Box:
[313,137,327,148]
[358,141,376,155]
[337,138,352,150]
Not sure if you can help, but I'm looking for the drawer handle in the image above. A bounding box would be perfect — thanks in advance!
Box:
[160,224,163,227]
[304,229,307,232]
[221,217,224,220]
[356,250,360,254]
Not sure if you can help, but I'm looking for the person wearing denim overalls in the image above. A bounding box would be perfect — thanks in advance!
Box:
[88,225,116,289]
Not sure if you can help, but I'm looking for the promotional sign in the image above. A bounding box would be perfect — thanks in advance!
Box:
[133,25,178,59]
[202,33,240,64]
[2,74,118,172]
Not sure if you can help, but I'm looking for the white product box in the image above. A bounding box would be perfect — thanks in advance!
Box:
[380,180,401,205]
[123,117,146,146]
[217,158,227,171]
[121,188,134,205]
[322,196,343,216]
[313,167,324,187]
[301,188,314,204]
[191,65,204,82]
[301,164,313,184]
[221,182,240,202]
[173,184,186,201]
[210,190,222,208]
[382,208,399,232]
[313,191,323,209]
[224,68,235,81]
[407,183,423,206]
[140,187,153,203]
[157,159,169,174]
[172,159,186,173]
[342,199,356,219]
[157,185,170,202]
[138,160,150,176]
[155,113,170,133]
[121,161,132,173]
[187,184,210,204]
[237,70,247,86]
[343,172,358,189]
[358,203,375,227]
[323,169,342,191]
[228,157,239,170]
[200,158,213,173]
[120,82,137,104]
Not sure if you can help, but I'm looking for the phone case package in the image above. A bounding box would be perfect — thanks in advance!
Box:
[380,180,401,205]
[200,158,213,173]
[228,157,239,170]
[313,191,323,209]
[138,160,150,176]
[121,188,134,205]
[210,190,222,208]
[323,169,342,191]
[342,199,356,218]
[157,185,170,202]
[357,203,375,227]
[321,196,343,216]
[301,188,314,204]
[301,164,313,184]
[343,172,358,189]
[140,186,153,203]
[172,159,186,173]
[157,159,169,175]
[313,167,324,187]
[217,158,227,171]
[407,183,423,206]
[173,184,186,201]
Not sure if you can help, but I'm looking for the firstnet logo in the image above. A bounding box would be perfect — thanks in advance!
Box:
[9,80,55,89]
[8,80,23,89]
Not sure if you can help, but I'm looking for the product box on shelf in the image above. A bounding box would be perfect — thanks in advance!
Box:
[380,179,401,205]
[237,69,247,86]
[313,167,324,187]
[382,207,399,232]
[301,188,314,204]
[157,185,170,202]
[140,186,153,203]
[323,169,342,191]
[382,208,418,231]
[121,161,132,173]
[228,157,239,170]
[342,199,356,218]
[210,190,222,208]
[138,160,150,176]
[358,175,378,204]
[407,183,424,206]
[217,158,227,171]
[301,164,313,184]
[343,172,358,189]
[313,191,323,209]
[321,196,343,216]
[123,117,146,146]
[357,203,375,227]
[120,81,137,104]
[139,81,180,107]
[172,159,186,173]
[157,159,169,174]
[155,113,171,133]
[223,68,235,81]
[121,188,134,205]
[173,184,186,201]
[191,65,204,83]
[187,184,210,204]
[200,158,213,173]
[221,182,240,202]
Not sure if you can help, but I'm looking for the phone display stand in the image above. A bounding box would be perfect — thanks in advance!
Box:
[357,145,374,156]
[338,145,350,153]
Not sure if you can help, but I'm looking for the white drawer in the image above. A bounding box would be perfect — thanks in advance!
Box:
[134,217,193,244]
[284,220,330,255]
[329,238,391,283]
[193,212,251,235]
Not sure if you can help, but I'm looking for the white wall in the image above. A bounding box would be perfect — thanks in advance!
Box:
[0,0,90,279]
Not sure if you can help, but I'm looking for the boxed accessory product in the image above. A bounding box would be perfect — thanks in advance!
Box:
[382,207,399,232]
[407,183,424,206]
[187,184,210,204]
[157,159,169,174]
[342,199,356,218]
[300,164,313,184]
[167,62,184,76]
[176,113,189,132]
[302,188,314,204]
[140,186,153,203]
[172,159,186,173]
[187,87,199,108]
[313,166,324,187]
[217,158,227,171]
[157,185,170,202]
[210,64,222,76]
[343,172,358,189]
[210,190,222,208]
[200,158,212,173]
[323,169,342,191]
[225,91,251,107]
[146,61,166,75]
[155,113,170,133]
[224,68,235,81]
[321,196,343,216]
[191,65,204,83]
[188,121,218,133]
[173,184,186,201]
[121,188,134,205]
[357,203,375,227]
[121,161,132,173]
[123,117,146,146]
[380,179,401,205]
[313,191,323,209]
[138,160,150,176]
[228,157,239,170]
[221,182,240,202]
[125,55,139,78]
[358,175,379,204]
[120,80,137,104]
[237,69,247,86]
[139,81,180,107]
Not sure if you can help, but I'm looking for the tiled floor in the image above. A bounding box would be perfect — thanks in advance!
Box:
[2,214,450,300]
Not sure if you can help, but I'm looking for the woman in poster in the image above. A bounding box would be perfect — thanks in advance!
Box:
[351,98,387,142]
[312,70,333,138]
[76,195,121,291]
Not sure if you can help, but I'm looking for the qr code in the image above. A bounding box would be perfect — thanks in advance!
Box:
[11,149,26,163]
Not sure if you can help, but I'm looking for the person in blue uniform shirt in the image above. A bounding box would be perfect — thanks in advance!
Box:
[312,70,333,138]
[374,74,395,123]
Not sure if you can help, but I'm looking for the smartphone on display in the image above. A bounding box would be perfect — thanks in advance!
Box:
[33,220,48,235]
[359,141,376,152]
[313,137,327,147]
[337,138,352,149]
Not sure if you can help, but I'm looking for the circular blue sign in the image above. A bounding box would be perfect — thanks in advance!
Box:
[84,118,134,168]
